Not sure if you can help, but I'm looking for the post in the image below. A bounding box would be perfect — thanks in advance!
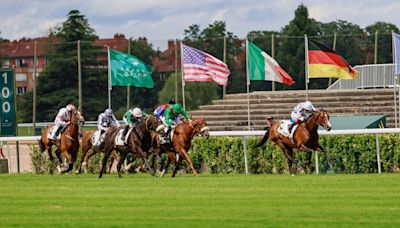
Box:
[374,31,378,64]
[127,39,131,110]
[223,36,227,99]
[304,35,309,100]
[242,136,249,174]
[246,40,251,130]
[329,32,337,87]
[77,40,82,111]
[13,67,19,173]
[6,142,11,173]
[392,31,399,127]
[180,41,186,110]
[271,34,276,91]
[315,151,319,174]
[175,39,178,102]
[32,41,37,135]
[375,134,382,174]
[107,46,112,108]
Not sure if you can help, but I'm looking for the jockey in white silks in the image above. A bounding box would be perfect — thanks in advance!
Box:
[49,104,76,139]
[97,108,120,134]
[288,101,316,132]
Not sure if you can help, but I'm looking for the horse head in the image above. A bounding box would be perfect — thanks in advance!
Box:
[312,109,331,131]
[70,109,85,126]
[190,118,210,139]
[144,115,163,132]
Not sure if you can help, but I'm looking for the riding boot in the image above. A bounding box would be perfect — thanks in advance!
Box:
[121,125,129,141]
[53,126,62,139]
[288,123,295,133]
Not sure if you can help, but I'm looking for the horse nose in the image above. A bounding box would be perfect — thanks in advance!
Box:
[327,126,331,131]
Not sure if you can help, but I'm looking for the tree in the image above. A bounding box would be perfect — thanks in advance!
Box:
[32,10,107,121]
[276,4,320,90]
[365,22,400,64]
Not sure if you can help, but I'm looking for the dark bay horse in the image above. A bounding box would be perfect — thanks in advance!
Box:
[38,109,85,173]
[153,118,210,177]
[76,130,118,174]
[98,115,163,178]
[256,109,332,175]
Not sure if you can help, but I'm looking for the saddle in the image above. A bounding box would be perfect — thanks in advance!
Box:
[277,120,299,138]
[47,126,63,140]
[114,127,134,146]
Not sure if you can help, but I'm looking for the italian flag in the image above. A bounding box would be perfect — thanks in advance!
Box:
[247,40,294,85]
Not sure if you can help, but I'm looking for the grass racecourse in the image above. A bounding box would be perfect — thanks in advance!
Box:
[1,173,400,227]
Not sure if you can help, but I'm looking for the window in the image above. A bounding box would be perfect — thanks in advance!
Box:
[16,73,27,82]
[16,58,27,67]
[16,87,27,94]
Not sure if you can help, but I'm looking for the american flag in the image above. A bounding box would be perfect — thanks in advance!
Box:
[182,44,230,85]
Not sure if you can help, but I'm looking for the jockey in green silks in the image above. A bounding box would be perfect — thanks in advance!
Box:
[158,103,191,144]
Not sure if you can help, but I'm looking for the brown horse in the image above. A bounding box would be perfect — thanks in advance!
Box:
[98,115,163,178]
[153,118,210,177]
[75,130,119,174]
[256,109,332,175]
[38,109,85,173]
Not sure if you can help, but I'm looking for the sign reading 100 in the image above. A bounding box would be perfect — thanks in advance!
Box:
[0,69,16,136]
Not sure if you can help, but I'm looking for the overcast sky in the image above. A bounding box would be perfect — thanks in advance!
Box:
[1,0,399,49]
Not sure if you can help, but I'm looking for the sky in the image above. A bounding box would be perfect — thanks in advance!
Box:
[1,0,399,49]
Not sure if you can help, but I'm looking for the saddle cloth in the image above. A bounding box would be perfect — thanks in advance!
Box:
[114,127,135,146]
[92,130,103,147]
[47,126,61,140]
[277,120,298,138]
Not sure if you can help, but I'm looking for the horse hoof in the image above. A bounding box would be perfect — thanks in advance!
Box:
[291,174,295,177]
[75,170,80,174]
[81,161,87,166]
[56,166,62,174]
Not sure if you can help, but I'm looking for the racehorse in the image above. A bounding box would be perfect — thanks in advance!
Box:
[152,117,210,177]
[76,130,118,174]
[38,109,85,173]
[256,109,332,175]
[98,115,163,178]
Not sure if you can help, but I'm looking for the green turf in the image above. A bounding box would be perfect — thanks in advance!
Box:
[1,174,400,227]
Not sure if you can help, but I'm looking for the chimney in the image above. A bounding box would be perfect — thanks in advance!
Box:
[168,40,175,50]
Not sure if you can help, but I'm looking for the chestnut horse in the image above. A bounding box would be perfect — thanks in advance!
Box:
[98,115,163,178]
[38,109,85,173]
[152,118,210,177]
[75,130,118,174]
[256,109,332,175]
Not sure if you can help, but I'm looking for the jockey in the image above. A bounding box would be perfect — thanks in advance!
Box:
[49,104,76,140]
[121,107,145,141]
[158,103,191,144]
[288,101,316,132]
[97,108,120,135]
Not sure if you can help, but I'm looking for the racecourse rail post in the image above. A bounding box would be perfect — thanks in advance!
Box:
[242,136,249,174]
[315,151,319,174]
[375,134,382,174]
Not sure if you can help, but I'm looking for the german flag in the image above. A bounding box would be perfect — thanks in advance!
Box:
[308,39,358,79]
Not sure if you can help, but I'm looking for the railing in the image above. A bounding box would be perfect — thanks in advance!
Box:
[327,64,396,90]
[2,128,400,174]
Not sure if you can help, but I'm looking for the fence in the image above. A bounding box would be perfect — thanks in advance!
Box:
[2,128,400,174]
[327,64,396,90]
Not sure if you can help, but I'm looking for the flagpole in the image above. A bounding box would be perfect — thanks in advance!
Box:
[180,41,186,110]
[127,38,131,111]
[107,46,112,109]
[246,39,251,131]
[304,34,309,101]
[392,31,398,128]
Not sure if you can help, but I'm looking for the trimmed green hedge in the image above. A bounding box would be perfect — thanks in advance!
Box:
[30,134,400,174]
[189,134,400,174]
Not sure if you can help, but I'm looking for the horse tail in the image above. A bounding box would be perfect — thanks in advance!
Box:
[38,138,45,152]
[256,127,270,147]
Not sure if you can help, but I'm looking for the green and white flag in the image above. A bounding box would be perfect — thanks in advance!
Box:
[109,49,154,88]
[247,41,294,85]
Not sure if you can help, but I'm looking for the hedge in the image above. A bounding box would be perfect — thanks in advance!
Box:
[30,134,400,174]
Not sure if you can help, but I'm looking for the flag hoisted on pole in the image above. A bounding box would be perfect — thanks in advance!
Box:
[181,44,230,85]
[307,38,358,80]
[247,40,294,85]
[107,46,111,108]
[109,49,154,88]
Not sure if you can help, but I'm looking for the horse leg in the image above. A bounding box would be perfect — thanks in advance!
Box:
[137,148,155,176]
[76,146,90,174]
[305,151,314,174]
[107,151,116,174]
[171,156,183,177]
[60,149,73,174]
[82,148,97,173]
[98,148,112,178]
[179,149,199,177]
[53,148,63,173]
[319,145,335,173]
[116,151,127,178]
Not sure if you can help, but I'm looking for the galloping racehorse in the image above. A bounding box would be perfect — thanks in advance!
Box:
[256,109,332,175]
[153,118,210,177]
[38,109,85,173]
[98,115,163,178]
[76,130,118,174]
